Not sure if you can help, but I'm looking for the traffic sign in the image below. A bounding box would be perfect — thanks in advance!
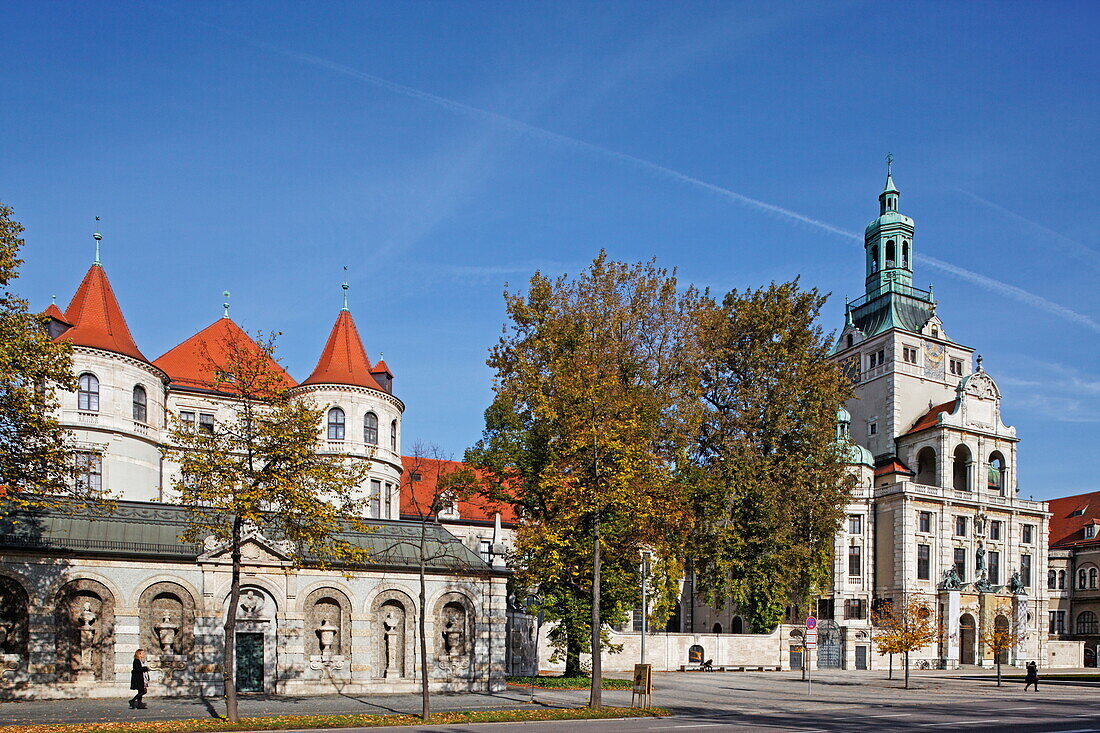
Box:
[805,616,817,630]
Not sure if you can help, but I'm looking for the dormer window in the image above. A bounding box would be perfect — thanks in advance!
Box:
[1086,524,1097,540]
[1071,507,1086,517]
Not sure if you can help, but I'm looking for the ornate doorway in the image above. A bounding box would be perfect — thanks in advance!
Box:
[959,613,977,665]
[817,620,843,668]
[236,633,264,693]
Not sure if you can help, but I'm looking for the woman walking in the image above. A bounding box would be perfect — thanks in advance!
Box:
[1024,660,1039,691]
[129,649,150,709]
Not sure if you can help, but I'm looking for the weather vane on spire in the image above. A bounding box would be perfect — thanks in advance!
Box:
[341,266,349,311]
[93,216,102,265]
[223,290,231,319]
[886,153,894,175]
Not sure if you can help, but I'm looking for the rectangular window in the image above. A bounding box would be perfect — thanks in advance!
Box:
[950,358,964,376]
[953,547,967,582]
[180,410,195,431]
[903,346,918,364]
[1086,525,1097,539]
[370,479,382,518]
[817,598,834,620]
[1022,524,1034,544]
[384,482,393,518]
[198,413,215,435]
[868,349,886,368]
[848,515,863,534]
[848,545,862,577]
[478,538,492,563]
[1055,610,1066,635]
[1020,554,1032,587]
[955,516,968,537]
[74,452,102,492]
[989,520,1002,541]
[988,551,1000,585]
[844,599,865,620]
[917,544,931,580]
[919,511,932,533]
[868,422,878,436]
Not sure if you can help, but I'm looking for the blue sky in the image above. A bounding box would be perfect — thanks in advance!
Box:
[2,1,1097,499]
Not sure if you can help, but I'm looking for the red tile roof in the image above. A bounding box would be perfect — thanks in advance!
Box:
[300,310,383,390]
[400,456,517,525]
[907,400,957,434]
[59,264,147,362]
[153,318,296,392]
[875,458,915,478]
[1048,490,1100,549]
[371,359,392,376]
[43,303,71,326]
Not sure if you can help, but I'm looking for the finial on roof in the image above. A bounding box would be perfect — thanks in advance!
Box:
[977,354,983,372]
[51,294,56,305]
[886,152,893,175]
[341,266,349,311]
[93,216,102,265]
[222,290,231,319]
[379,351,384,361]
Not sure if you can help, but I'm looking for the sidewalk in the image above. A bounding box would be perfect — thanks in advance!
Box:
[0,688,631,727]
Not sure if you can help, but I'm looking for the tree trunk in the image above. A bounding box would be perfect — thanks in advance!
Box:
[589,516,602,709]
[224,516,243,722]
[889,653,893,680]
[904,650,910,689]
[419,526,431,720]
[996,659,1001,687]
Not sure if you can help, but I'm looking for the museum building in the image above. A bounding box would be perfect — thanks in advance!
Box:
[0,250,508,699]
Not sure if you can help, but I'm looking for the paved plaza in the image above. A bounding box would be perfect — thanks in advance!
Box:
[1,670,1098,732]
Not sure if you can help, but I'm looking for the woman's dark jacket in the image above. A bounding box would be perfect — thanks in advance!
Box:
[1025,664,1038,681]
[130,658,149,690]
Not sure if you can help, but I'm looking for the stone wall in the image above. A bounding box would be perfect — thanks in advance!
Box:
[1047,639,1085,668]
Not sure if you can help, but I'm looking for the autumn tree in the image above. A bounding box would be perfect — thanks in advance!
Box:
[871,595,939,688]
[980,604,1025,687]
[690,281,853,632]
[399,442,485,721]
[162,330,372,722]
[467,252,701,708]
[0,204,79,511]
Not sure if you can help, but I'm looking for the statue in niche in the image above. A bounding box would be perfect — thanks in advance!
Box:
[382,607,400,678]
[77,601,98,671]
[154,611,179,654]
[976,544,986,574]
[239,590,264,617]
[317,618,337,658]
[441,606,466,657]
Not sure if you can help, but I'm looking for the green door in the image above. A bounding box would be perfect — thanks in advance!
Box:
[236,633,264,693]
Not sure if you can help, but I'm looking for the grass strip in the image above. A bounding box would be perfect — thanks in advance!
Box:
[0,706,668,733]
[506,676,634,690]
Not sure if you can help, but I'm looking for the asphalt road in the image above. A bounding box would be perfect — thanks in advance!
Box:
[2,670,1097,732]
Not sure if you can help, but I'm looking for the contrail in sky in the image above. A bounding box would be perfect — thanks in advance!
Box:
[182,12,1100,333]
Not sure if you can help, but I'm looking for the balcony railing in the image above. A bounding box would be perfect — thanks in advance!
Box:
[848,281,934,312]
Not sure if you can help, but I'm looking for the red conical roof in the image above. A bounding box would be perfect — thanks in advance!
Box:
[301,309,384,390]
[60,264,147,361]
[43,303,71,326]
[371,359,393,376]
[153,317,296,392]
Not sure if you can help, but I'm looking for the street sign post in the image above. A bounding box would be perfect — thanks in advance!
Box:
[805,616,817,694]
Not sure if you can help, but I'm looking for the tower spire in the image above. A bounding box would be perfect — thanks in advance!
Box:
[93,217,102,265]
[222,291,231,319]
[341,266,349,311]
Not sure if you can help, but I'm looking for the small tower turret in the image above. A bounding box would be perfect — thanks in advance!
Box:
[865,154,915,294]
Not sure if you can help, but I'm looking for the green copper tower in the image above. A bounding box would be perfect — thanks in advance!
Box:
[864,155,915,293]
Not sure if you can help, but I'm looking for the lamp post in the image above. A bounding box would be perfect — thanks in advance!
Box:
[640,550,652,666]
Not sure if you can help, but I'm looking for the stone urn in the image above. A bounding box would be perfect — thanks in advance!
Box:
[154,611,180,654]
[317,618,337,658]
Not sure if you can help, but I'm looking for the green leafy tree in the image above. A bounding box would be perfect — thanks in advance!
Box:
[0,204,79,511]
[690,281,853,632]
[468,252,701,708]
[162,331,372,722]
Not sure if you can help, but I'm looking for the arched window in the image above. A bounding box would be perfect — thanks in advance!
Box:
[1080,569,1089,590]
[132,385,147,423]
[902,241,910,268]
[1048,569,1057,589]
[712,623,723,634]
[327,407,345,441]
[78,373,100,412]
[390,419,398,452]
[953,444,972,491]
[987,451,1006,495]
[363,412,378,445]
[886,240,896,267]
[1092,568,1099,590]
[732,616,744,634]
[1059,570,1066,589]
[1077,611,1098,635]
[871,245,880,273]
[846,333,854,349]
[916,446,938,486]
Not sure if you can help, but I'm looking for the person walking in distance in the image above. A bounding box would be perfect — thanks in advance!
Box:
[1024,660,1039,691]
[129,649,150,709]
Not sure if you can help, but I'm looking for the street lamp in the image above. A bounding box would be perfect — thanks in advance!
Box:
[640,550,653,666]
